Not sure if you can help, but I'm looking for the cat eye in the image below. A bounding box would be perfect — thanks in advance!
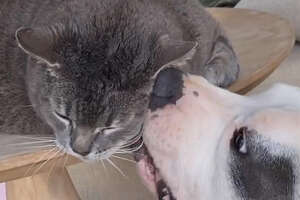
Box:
[102,127,116,131]
[232,127,248,154]
[96,127,117,135]
[54,111,71,124]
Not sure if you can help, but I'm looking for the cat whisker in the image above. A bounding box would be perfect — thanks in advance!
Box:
[120,148,139,153]
[118,142,142,152]
[5,141,56,146]
[106,158,127,178]
[12,135,56,141]
[121,140,144,152]
[97,159,108,177]
[101,159,108,174]
[115,149,137,154]
[20,145,56,149]
[112,155,136,164]
[127,132,142,141]
[88,162,96,179]
[32,148,62,175]
[47,150,64,180]
[120,134,143,148]
[32,151,58,175]
[124,131,143,142]
[20,105,34,108]
[24,147,57,177]
[63,154,69,169]
[116,151,135,155]
[0,145,56,151]
[115,151,144,156]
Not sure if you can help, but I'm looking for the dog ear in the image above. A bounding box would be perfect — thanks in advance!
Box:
[149,68,184,111]
[16,27,59,66]
[154,35,197,76]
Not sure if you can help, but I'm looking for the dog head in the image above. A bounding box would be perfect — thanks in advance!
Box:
[137,68,300,200]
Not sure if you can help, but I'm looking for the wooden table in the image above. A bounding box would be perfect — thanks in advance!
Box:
[0,8,295,200]
[211,8,296,94]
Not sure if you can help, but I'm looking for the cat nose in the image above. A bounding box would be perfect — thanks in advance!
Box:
[149,67,184,111]
[71,127,97,156]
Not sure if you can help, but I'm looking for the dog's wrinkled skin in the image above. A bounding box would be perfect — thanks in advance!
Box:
[138,68,300,200]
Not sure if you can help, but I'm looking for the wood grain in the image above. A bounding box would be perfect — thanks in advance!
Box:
[0,8,295,184]
[0,150,80,182]
[6,168,80,200]
[208,8,295,94]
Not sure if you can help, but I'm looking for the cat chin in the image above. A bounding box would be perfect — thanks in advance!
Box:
[87,151,115,161]
[55,137,125,161]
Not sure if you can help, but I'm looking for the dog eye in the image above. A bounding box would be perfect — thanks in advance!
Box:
[232,127,248,154]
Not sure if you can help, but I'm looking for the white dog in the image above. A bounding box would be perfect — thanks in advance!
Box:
[137,68,300,200]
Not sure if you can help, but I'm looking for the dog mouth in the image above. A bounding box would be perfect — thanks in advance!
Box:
[134,142,176,200]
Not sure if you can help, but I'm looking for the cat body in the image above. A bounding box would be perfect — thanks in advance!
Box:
[0,0,239,159]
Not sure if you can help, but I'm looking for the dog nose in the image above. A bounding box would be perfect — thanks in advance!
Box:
[149,67,184,111]
[71,126,96,156]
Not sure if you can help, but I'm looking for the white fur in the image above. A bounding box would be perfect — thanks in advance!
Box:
[143,74,300,200]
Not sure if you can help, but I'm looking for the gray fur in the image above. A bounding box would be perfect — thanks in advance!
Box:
[0,0,239,159]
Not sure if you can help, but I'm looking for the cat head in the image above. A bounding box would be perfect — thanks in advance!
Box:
[15,22,197,160]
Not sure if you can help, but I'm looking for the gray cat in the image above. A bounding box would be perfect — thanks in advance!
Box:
[0,0,239,160]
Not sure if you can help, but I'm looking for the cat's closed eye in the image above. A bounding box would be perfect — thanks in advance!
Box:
[95,127,118,136]
[54,111,71,124]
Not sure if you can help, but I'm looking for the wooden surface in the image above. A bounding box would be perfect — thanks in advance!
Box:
[209,8,295,94]
[7,168,80,200]
[0,150,80,182]
[0,8,295,184]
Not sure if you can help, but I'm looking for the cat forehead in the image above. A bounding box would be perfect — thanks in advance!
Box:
[53,20,158,58]
[48,23,158,88]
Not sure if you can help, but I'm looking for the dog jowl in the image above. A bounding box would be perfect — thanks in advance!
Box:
[139,73,300,200]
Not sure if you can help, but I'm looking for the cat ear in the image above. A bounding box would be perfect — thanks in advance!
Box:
[16,27,58,66]
[156,35,198,70]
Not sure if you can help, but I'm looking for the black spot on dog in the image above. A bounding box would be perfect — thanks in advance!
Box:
[193,91,199,97]
[230,129,295,200]
[149,68,184,112]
